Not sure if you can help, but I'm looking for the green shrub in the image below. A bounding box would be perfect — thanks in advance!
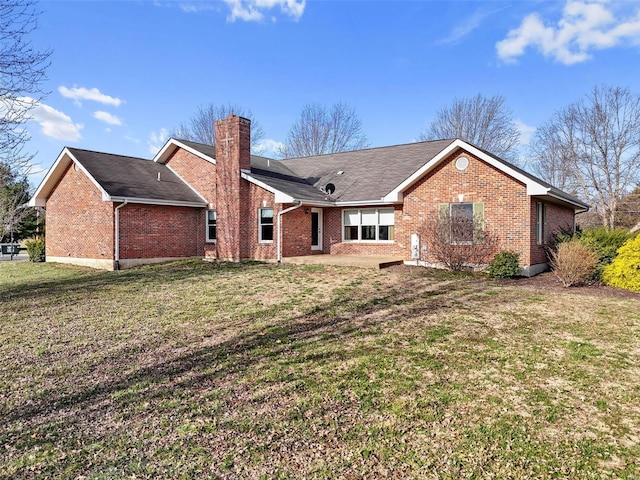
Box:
[486,250,520,278]
[602,235,640,292]
[25,237,45,262]
[579,227,635,278]
[550,239,598,287]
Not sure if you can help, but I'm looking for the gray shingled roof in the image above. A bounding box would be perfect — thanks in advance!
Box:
[249,156,333,203]
[276,140,456,202]
[68,148,205,205]
[181,138,459,202]
[165,138,589,209]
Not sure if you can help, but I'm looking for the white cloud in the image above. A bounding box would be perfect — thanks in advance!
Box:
[515,119,536,147]
[93,111,123,126]
[222,0,305,22]
[438,6,507,45]
[496,1,640,65]
[25,99,83,142]
[148,128,170,155]
[58,86,123,107]
[256,138,285,157]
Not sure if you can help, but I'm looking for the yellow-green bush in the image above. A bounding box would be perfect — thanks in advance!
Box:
[602,235,640,292]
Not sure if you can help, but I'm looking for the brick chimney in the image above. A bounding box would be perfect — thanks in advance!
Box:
[214,115,251,261]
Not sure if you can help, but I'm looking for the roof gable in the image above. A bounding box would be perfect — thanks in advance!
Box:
[154,138,216,165]
[30,148,207,207]
[382,139,588,210]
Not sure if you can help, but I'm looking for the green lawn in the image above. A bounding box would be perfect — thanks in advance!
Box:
[1,260,639,479]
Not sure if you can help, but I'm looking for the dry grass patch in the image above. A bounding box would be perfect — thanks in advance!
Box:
[1,260,639,479]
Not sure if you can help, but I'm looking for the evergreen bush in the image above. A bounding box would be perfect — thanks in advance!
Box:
[486,250,520,278]
[579,227,635,278]
[602,235,640,292]
[25,237,45,262]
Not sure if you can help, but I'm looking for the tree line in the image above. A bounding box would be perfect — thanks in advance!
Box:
[175,87,640,231]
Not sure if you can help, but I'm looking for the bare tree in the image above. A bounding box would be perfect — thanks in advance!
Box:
[530,85,640,229]
[173,103,266,154]
[615,185,640,230]
[278,102,369,158]
[419,94,521,161]
[419,208,499,271]
[528,119,580,193]
[0,0,51,175]
[1,166,33,259]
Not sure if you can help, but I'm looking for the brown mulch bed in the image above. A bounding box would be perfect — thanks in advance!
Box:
[504,271,640,300]
[390,265,640,301]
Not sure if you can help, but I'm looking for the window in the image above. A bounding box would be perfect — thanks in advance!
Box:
[536,202,546,245]
[451,203,474,244]
[439,202,484,244]
[343,208,395,242]
[206,210,217,242]
[259,207,274,242]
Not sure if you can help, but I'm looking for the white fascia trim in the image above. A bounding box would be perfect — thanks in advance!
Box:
[542,191,590,212]
[334,200,401,207]
[153,138,216,165]
[109,196,207,208]
[29,148,110,206]
[382,139,549,202]
[241,172,295,203]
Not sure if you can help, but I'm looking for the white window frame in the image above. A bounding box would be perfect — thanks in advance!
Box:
[259,207,274,243]
[342,208,395,243]
[536,202,546,245]
[206,209,217,243]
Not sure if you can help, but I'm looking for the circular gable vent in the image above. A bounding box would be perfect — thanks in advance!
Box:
[455,156,469,171]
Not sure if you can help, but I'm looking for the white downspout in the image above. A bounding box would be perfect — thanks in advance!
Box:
[277,202,303,263]
[114,199,128,270]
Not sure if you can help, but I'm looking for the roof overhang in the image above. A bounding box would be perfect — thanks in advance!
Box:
[533,192,590,213]
[382,139,590,212]
[241,172,296,203]
[29,148,109,207]
[154,138,216,165]
[109,196,207,208]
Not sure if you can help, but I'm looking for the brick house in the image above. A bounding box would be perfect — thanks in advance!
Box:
[30,115,588,275]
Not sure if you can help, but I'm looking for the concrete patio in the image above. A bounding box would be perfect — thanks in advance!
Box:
[282,254,404,269]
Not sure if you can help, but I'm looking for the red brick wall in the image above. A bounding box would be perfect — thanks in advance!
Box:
[118,204,203,259]
[323,206,405,256]
[215,115,252,261]
[46,162,115,260]
[165,148,216,203]
[529,200,575,265]
[401,149,532,264]
[165,148,216,258]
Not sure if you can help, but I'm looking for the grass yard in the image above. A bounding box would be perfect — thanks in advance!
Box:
[1,260,639,479]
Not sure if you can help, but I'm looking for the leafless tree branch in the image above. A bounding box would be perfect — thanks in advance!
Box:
[278,102,369,158]
[419,94,521,162]
[173,103,266,154]
[0,0,51,175]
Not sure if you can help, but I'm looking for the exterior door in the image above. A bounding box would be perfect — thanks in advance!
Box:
[311,208,322,251]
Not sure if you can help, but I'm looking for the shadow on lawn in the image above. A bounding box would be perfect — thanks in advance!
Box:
[1,265,475,433]
[0,260,269,304]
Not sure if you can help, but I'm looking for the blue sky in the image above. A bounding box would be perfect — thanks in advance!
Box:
[23,0,640,183]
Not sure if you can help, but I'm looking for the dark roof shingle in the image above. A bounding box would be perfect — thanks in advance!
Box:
[68,148,205,205]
